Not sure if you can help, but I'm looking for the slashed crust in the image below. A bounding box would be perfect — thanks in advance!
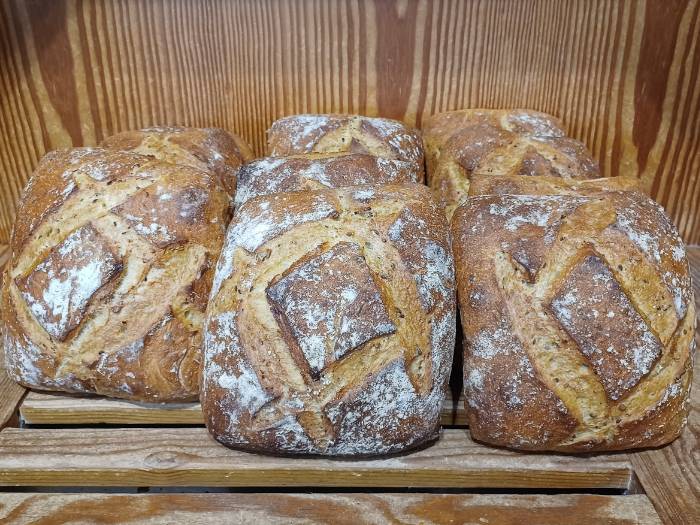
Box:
[452,191,694,451]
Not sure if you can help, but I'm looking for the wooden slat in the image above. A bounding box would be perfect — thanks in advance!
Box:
[1,1,700,243]
[0,493,662,525]
[0,244,9,269]
[0,244,26,430]
[0,427,632,489]
[19,391,467,427]
[0,348,25,431]
[19,392,203,426]
[626,246,700,525]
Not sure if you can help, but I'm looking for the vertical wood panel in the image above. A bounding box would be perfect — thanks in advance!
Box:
[0,0,699,243]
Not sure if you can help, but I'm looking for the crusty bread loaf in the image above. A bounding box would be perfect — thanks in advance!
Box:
[203,184,455,456]
[101,126,254,195]
[266,114,425,180]
[234,153,422,208]
[423,109,567,177]
[2,148,230,402]
[468,173,642,197]
[432,131,599,219]
[452,191,695,451]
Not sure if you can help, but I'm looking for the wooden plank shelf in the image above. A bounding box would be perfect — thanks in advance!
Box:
[0,493,662,525]
[0,427,633,490]
[18,391,468,427]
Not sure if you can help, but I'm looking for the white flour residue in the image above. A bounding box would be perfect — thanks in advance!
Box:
[472,324,510,360]
[23,228,116,339]
[273,114,333,151]
[203,311,272,424]
[326,358,441,455]
[616,212,661,262]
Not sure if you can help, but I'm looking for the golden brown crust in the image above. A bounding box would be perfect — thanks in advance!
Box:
[203,184,455,457]
[101,126,254,195]
[423,109,599,219]
[2,148,230,402]
[468,174,642,197]
[423,109,567,178]
[452,191,695,451]
[266,114,425,180]
[432,133,600,219]
[234,153,423,208]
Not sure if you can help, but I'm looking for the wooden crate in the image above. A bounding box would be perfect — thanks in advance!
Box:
[1,1,699,523]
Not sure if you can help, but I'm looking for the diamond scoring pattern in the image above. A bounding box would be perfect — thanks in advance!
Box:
[550,254,663,400]
[267,241,396,378]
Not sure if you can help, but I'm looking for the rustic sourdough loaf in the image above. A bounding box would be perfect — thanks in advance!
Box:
[203,184,455,456]
[423,108,567,177]
[234,153,422,208]
[101,126,254,196]
[266,114,425,180]
[2,148,230,402]
[452,191,695,451]
[423,109,599,219]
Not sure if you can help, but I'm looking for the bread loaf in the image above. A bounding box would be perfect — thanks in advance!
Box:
[266,114,425,179]
[2,148,230,402]
[468,173,641,197]
[423,109,599,219]
[423,109,567,176]
[203,184,455,456]
[452,191,695,451]
[234,153,422,208]
[101,126,254,195]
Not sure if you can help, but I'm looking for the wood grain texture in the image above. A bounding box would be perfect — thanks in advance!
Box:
[0,0,699,242]
[18,391,466,426]
[0,427,633,489]
[0,493,662,525]
[625,246,700,525]
[0,346,25,430]
[0,246,26,430]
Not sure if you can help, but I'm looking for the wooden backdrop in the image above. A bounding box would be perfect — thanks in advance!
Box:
[0,0,699,244]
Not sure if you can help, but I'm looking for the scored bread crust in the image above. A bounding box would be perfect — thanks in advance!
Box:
[266,114,425,180]
[468,173,642,197]
[423,109,567,178]
[101,126,254,196]
[234,153,423,208]
[452,191,695,452]
[2,148,230,402]
[203,183,456,457]
[432,131,600,219]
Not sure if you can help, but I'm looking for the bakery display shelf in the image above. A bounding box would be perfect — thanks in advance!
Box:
[0,247,697,524]
[0,248,697,524]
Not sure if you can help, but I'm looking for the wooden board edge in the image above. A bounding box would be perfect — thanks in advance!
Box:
[18,390,468,427]
[0,493,662,524]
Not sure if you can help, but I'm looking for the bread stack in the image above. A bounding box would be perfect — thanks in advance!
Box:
[429,108,694,451]
[203,115,455,456]
[234,115,425,207]
[2,110,694,457]
[423,109,604,219]
[2,127,251,402]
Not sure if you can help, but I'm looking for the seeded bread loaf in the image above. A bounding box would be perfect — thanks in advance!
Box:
[235,153,422,208]
[2,148,230,402]
[266,114,425,180]
[101,126,254,195]
[452,191,695,451]
[423,109,599,219]
[423,109,567,177]
[203,184,456,456]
